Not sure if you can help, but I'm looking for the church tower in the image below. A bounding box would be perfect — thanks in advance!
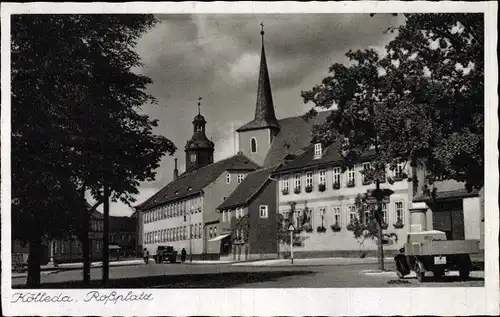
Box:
[236,23,280,167]
[185,98,215,172]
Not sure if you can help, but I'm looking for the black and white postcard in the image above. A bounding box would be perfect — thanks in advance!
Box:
[1,1,498,316]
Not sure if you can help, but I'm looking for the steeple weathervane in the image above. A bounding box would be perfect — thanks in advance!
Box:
[198,97,202,115]
[260,22,264,36]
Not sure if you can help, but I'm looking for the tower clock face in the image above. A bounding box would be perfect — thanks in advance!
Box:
[190,154,197,162]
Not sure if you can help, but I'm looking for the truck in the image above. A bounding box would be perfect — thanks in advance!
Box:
[154,245,177,264]
[394,230,480,282]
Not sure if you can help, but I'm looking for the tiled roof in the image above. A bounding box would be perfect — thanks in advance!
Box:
[217,166,278,211]
[413,188,479,202]
[135,153,259,211]
[272,136,377,174]
[262,111,333,167]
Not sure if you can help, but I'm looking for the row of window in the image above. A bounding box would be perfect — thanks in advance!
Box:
[144,197,202,224]
[281,162,406,194]
[53,239,101,255]
[226,173,246,185]
[91,220,103,232]
[145,223,203,244]
[221,205,269,222]
[110,233,134,242]
[283,201,405,229]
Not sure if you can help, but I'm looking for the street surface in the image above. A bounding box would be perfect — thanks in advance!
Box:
[12,261,484,288]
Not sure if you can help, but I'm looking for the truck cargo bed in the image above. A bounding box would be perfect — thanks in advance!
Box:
[404,239,480,256]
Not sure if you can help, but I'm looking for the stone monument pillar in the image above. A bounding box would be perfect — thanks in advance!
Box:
[409,202,428,232]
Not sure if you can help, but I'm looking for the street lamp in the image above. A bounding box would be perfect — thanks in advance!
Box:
[288,224,295,264]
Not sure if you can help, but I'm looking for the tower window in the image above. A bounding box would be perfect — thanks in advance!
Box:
[251,138,257,153]
[226,172,231,184]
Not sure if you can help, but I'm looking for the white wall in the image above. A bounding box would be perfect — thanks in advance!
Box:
[278,191,411,252]
[142,196,204,255]
[463,196,482,241]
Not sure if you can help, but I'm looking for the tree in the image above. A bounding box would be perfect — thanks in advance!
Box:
[302,47,393,270]
[301,13,483,269]
[276,202,307,257]
[232,213,250,259]
[277,202,295,247]
[347,192,398,258]
[11,14,176,287]
[379,13,484,192]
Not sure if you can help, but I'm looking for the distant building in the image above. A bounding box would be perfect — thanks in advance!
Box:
[49,208,104,263]
[109,216,137,257]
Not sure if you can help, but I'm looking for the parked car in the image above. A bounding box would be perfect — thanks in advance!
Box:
[154,246,177,264]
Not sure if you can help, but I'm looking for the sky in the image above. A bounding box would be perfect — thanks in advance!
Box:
[99,13,405,217]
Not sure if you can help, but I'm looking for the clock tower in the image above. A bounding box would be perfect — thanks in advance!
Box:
[185,98,215,172]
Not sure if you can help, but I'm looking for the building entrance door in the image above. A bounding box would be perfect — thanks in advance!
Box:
[432,199,465,240]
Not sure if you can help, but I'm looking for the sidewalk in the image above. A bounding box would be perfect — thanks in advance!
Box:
[56,258,144,269]
[12,259,145,278]
[232,256,395,267]
[188,260,235,264]
[11,270,59,279]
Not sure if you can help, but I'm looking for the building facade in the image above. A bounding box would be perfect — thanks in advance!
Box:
[272,143,413,257]
[49,209,104,263]
[109,216,138,258]
[136,109,260,259]
[218,167,278,261]
[412,177,484,250]
[139,157,259,260]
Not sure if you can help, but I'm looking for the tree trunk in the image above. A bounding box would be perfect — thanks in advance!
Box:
[78,185,91,286]
[81,223,91,286]
[376,179,385,271]
[26,234,42,288]
[373,135,385,271]
[377,222,385,271]
[102,183,110,287]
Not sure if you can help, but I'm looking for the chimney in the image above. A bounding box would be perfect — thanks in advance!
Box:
[173,158,179,179]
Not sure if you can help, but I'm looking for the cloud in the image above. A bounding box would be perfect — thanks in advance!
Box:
[227,52,261,85]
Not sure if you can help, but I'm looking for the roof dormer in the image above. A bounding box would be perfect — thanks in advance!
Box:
[314,143,322,159]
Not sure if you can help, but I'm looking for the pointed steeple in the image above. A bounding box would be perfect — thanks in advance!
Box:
[237,23,280,132]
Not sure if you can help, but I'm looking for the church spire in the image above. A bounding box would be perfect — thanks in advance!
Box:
[236,22,280,133]
[254,22,279,128]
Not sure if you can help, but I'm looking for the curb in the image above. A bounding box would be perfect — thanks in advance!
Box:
[56,262,145,271]
[231,257,395,267]
[12,270,62,279]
